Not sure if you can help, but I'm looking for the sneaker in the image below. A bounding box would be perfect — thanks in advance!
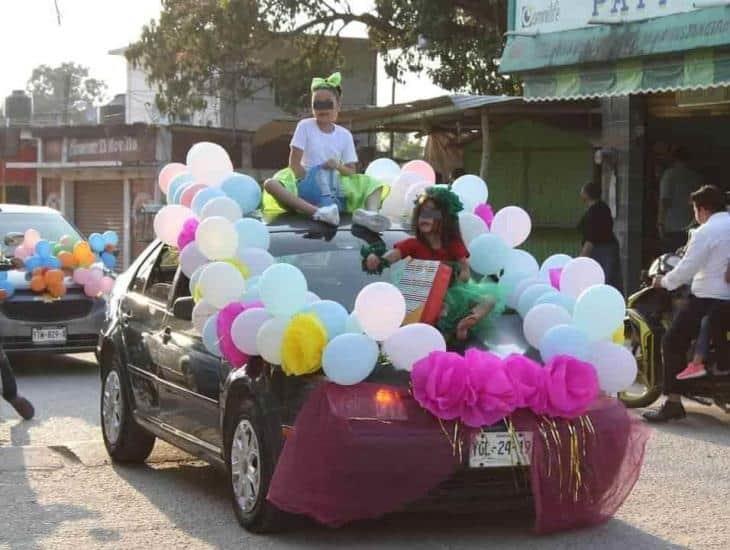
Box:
[313,204,340,226]
[676,362,707,380]
[353,209,392,233]
[642,400,686,423]
[9,396,35,420]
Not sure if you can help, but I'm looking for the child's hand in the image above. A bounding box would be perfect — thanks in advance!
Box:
[366,254,381,272]
[458,263,471,282]
[323,159,340,171]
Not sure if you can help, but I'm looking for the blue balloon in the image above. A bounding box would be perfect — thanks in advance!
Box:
[171,182,194,205]
[0,272,6,282]
[43,256,62,270]
[35,240,52,258]
[539,324,590,362]
[25,255,42,272]
[303,300,349,340]
[202,314,221,357]
[167,173,195,202]
[89,233,105,253]
[240,275,261,303]
[234,218,270,253]
[517,284,554,318]
[535,292,576,314]
[468,233,510,276]
[191,187,226,217]
[0,280,15,299]
[344,312,363,334]
[221,173,262,215]
[101,252,117,270]
[322,333,379,385]
[102,230,119,248]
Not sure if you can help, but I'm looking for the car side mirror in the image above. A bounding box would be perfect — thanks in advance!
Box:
[172,297,194,321]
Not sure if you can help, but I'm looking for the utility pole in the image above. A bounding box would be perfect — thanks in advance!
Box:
[389,77,396,158]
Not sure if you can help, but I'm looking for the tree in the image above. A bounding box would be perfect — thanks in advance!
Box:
[127,0,516,122]
[27,63,107,125]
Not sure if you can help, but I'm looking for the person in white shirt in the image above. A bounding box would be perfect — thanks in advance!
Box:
[644,185,730,423]
[657,147,702,253]
[261,72,390,232]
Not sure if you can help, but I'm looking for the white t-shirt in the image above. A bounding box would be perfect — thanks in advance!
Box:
[290,118,358,170]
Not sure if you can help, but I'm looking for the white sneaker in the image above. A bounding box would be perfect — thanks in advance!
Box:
[313,204,340,226]
[353,209,391,233]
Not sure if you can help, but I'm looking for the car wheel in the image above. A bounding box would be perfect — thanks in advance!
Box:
[226,402,286,533]
[100,353,155,463]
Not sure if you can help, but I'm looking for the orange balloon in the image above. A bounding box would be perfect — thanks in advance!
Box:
[32,267,45,278]
[0,290,7,301]
[30,275,46,293]
[58,251,75,269]
[44,269,64,286]
[47,281,66,298]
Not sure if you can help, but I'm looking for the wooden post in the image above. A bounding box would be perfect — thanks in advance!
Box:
[479,109,490,180]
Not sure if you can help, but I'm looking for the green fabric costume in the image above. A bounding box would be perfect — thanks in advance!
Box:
[262,167,389,214]
[438,279,506,337]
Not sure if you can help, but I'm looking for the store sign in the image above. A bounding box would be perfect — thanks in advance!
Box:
[516,0,697,34]
[67,136,155,162]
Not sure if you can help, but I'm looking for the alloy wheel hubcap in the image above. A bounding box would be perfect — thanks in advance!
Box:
[102,370,123,444]
[230,419,261,514]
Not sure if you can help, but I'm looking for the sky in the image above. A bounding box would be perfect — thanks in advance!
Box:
[0,0,446,110]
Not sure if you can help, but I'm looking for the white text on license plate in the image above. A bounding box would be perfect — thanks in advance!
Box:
[32,327,67,345]
[469,431,533,468]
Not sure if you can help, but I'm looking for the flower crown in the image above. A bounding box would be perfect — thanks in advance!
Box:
[417,186,463,218]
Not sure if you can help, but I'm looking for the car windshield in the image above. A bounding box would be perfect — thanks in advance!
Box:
[0,212,81,255]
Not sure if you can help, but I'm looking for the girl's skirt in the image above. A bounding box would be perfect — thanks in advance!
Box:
[438,280,506,336]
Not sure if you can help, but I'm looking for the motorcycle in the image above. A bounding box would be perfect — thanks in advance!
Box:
[619,251,730,410]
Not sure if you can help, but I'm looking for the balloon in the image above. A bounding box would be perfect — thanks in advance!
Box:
[59,234,76,251]
[44,256,61,270]
[221,173,262,215]
[84,279,102,298]
[57,251,75,269]
[365,158,401,186]
[186,142,233,187]
[24,229,41,248]
[523,303,572,349]
[241,275,261,302]
[196,216,238,261]
[47,281,66,298]
[305,291,321,305]
[198,262,246,309]
[490,206,532,248]
[539,254,572,282]
[452,174,488,212]
[189,265,206,297]
[236,248,274,277]
[468,233,509,276]
[502,249,539,279]
[380,172,424,217]
[73,268,90,285]
[154,205,194,247]
[354,282,406,341]
[588,341,638,394]
[14,245,31,261]
[200,196,242,222]
[560,257,606,299]
[202,314,222,357]
[256,317,289,365]
[404,182,433,213]
[0,280,15,299]
[516,284,554,318]
[539,324,590,362]
[344,312,364,334]
[535,291,576,314]
[30,275,46,293]
[191,187,226,217]
[167,173,195,202]
[383,323,447,371]
[192,300,218,333]
[234,218,270,251]
[35,240,52,258]
[88,267,104,282]
[323,333,379,385]
[179,183,207,208]
[231,308,272,355]
[179,242,208,278]
[259,263,308,318]
[88,233,105,253]
[573,284,626,341]
[402,160,436,185]
[303,300,348,340]
[458,212,488,245]
[101,252,116,270]
[158,162,187,194]
[24,255,42,272]
[102,231,119,248]
[44,269,64,286]
[474,203,495,228]
[100,276,115,294]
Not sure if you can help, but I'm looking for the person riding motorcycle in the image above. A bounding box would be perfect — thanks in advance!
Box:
[643,185,730,423]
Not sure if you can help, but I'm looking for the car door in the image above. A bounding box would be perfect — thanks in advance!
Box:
[152,267,224,453]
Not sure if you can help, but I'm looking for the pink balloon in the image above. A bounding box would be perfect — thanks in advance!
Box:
[158,163,188,194]
[73,268,90,285]
[401,160,436,185]
[549,268,563,290]
[179,184,207,208]
[24,229,41,249]
[474,203,495,228]
[14,245,30,261]
[100,276,115,294]
[84,280,101,298]
[154,205,194,247]
[89,268,104,282]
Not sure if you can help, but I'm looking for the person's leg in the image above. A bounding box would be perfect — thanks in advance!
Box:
[263,179,317,217]
[709,302,730,373]
[455,298,496,341]
[676,315,711,380]
[353,189,391,233]
[0,346,34,420]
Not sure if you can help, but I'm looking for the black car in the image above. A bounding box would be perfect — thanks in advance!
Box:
[98,215,532,533]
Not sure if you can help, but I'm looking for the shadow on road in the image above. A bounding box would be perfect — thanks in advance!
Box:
[644,406,730,449]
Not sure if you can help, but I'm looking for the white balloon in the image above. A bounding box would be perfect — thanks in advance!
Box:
[383,323,447,371]
[506,276,541,310]
[452,174,488,212]
[186,142,233,187]
[189,264,208,298]
[153,205,193,246]
[491,206,532,248]
[344,312,364,334]
[573,284,626,341]
[459,212,489,245]
[539,254,573,281]
[192,300,218,333]
[196,216,238,261]
[180,242,208,278]
[516,284,554,318]
[200,196,242,222]
[502,249,539,278]
[305,291,321,305]
[404,182,433,213]
[365,158,401,186]
[231,308,272,355]
[560,257,606,299]
[588,341,638,394]
[380,172,424,217]
[237,248,275,278]
[256,317,289,365]
[522,303,572,349]
[354,282,406,341]
[198,262,246,309]
[259,263,308,318]
[234,218,270,251]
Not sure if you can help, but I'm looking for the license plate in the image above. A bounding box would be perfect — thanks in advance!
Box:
[32,327,67,345]
[469,431,533,468]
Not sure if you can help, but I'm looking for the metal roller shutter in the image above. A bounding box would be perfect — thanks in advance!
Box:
[74,181,126,270]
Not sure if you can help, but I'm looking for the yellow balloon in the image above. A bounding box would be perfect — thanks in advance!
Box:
[281,313,328,376]
[224,258,251,280]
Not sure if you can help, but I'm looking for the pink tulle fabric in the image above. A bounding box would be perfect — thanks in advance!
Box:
[217,301,263,368]
[502,354,548,415]
[543,355,599,419]
[474,203,495,228]
[549,268,562,290]
[177,217,199,250]
[411,351,469,421]
[462,349,517,428]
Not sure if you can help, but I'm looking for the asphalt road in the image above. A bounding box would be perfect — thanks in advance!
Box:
[1,354,729,549]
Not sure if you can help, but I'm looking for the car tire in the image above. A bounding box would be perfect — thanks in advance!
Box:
[100,353,156,463]
[226,400,286,533]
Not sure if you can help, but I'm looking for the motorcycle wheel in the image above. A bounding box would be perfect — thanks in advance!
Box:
[618,320,663,409]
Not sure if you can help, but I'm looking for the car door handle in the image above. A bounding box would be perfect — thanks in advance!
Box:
[162,326,172,344]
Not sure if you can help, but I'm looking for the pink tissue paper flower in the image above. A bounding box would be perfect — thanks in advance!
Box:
[503,354,548,415]
[474,203,495,228]
[411,351,469,421]
[543,355,599,419]
[177,217,199,250]
[461,349,517,428]
[217,301,263,369]
[549,268,562,291]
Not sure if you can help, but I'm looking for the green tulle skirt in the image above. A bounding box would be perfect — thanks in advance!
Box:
[437,280,506,337]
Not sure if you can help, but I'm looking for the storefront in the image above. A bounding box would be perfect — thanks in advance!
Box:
[501,0,730,290]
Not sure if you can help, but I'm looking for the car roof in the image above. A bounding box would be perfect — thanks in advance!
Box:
[0,204,61,215]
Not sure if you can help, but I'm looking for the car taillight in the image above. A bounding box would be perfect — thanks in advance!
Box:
[374,388,407,420]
